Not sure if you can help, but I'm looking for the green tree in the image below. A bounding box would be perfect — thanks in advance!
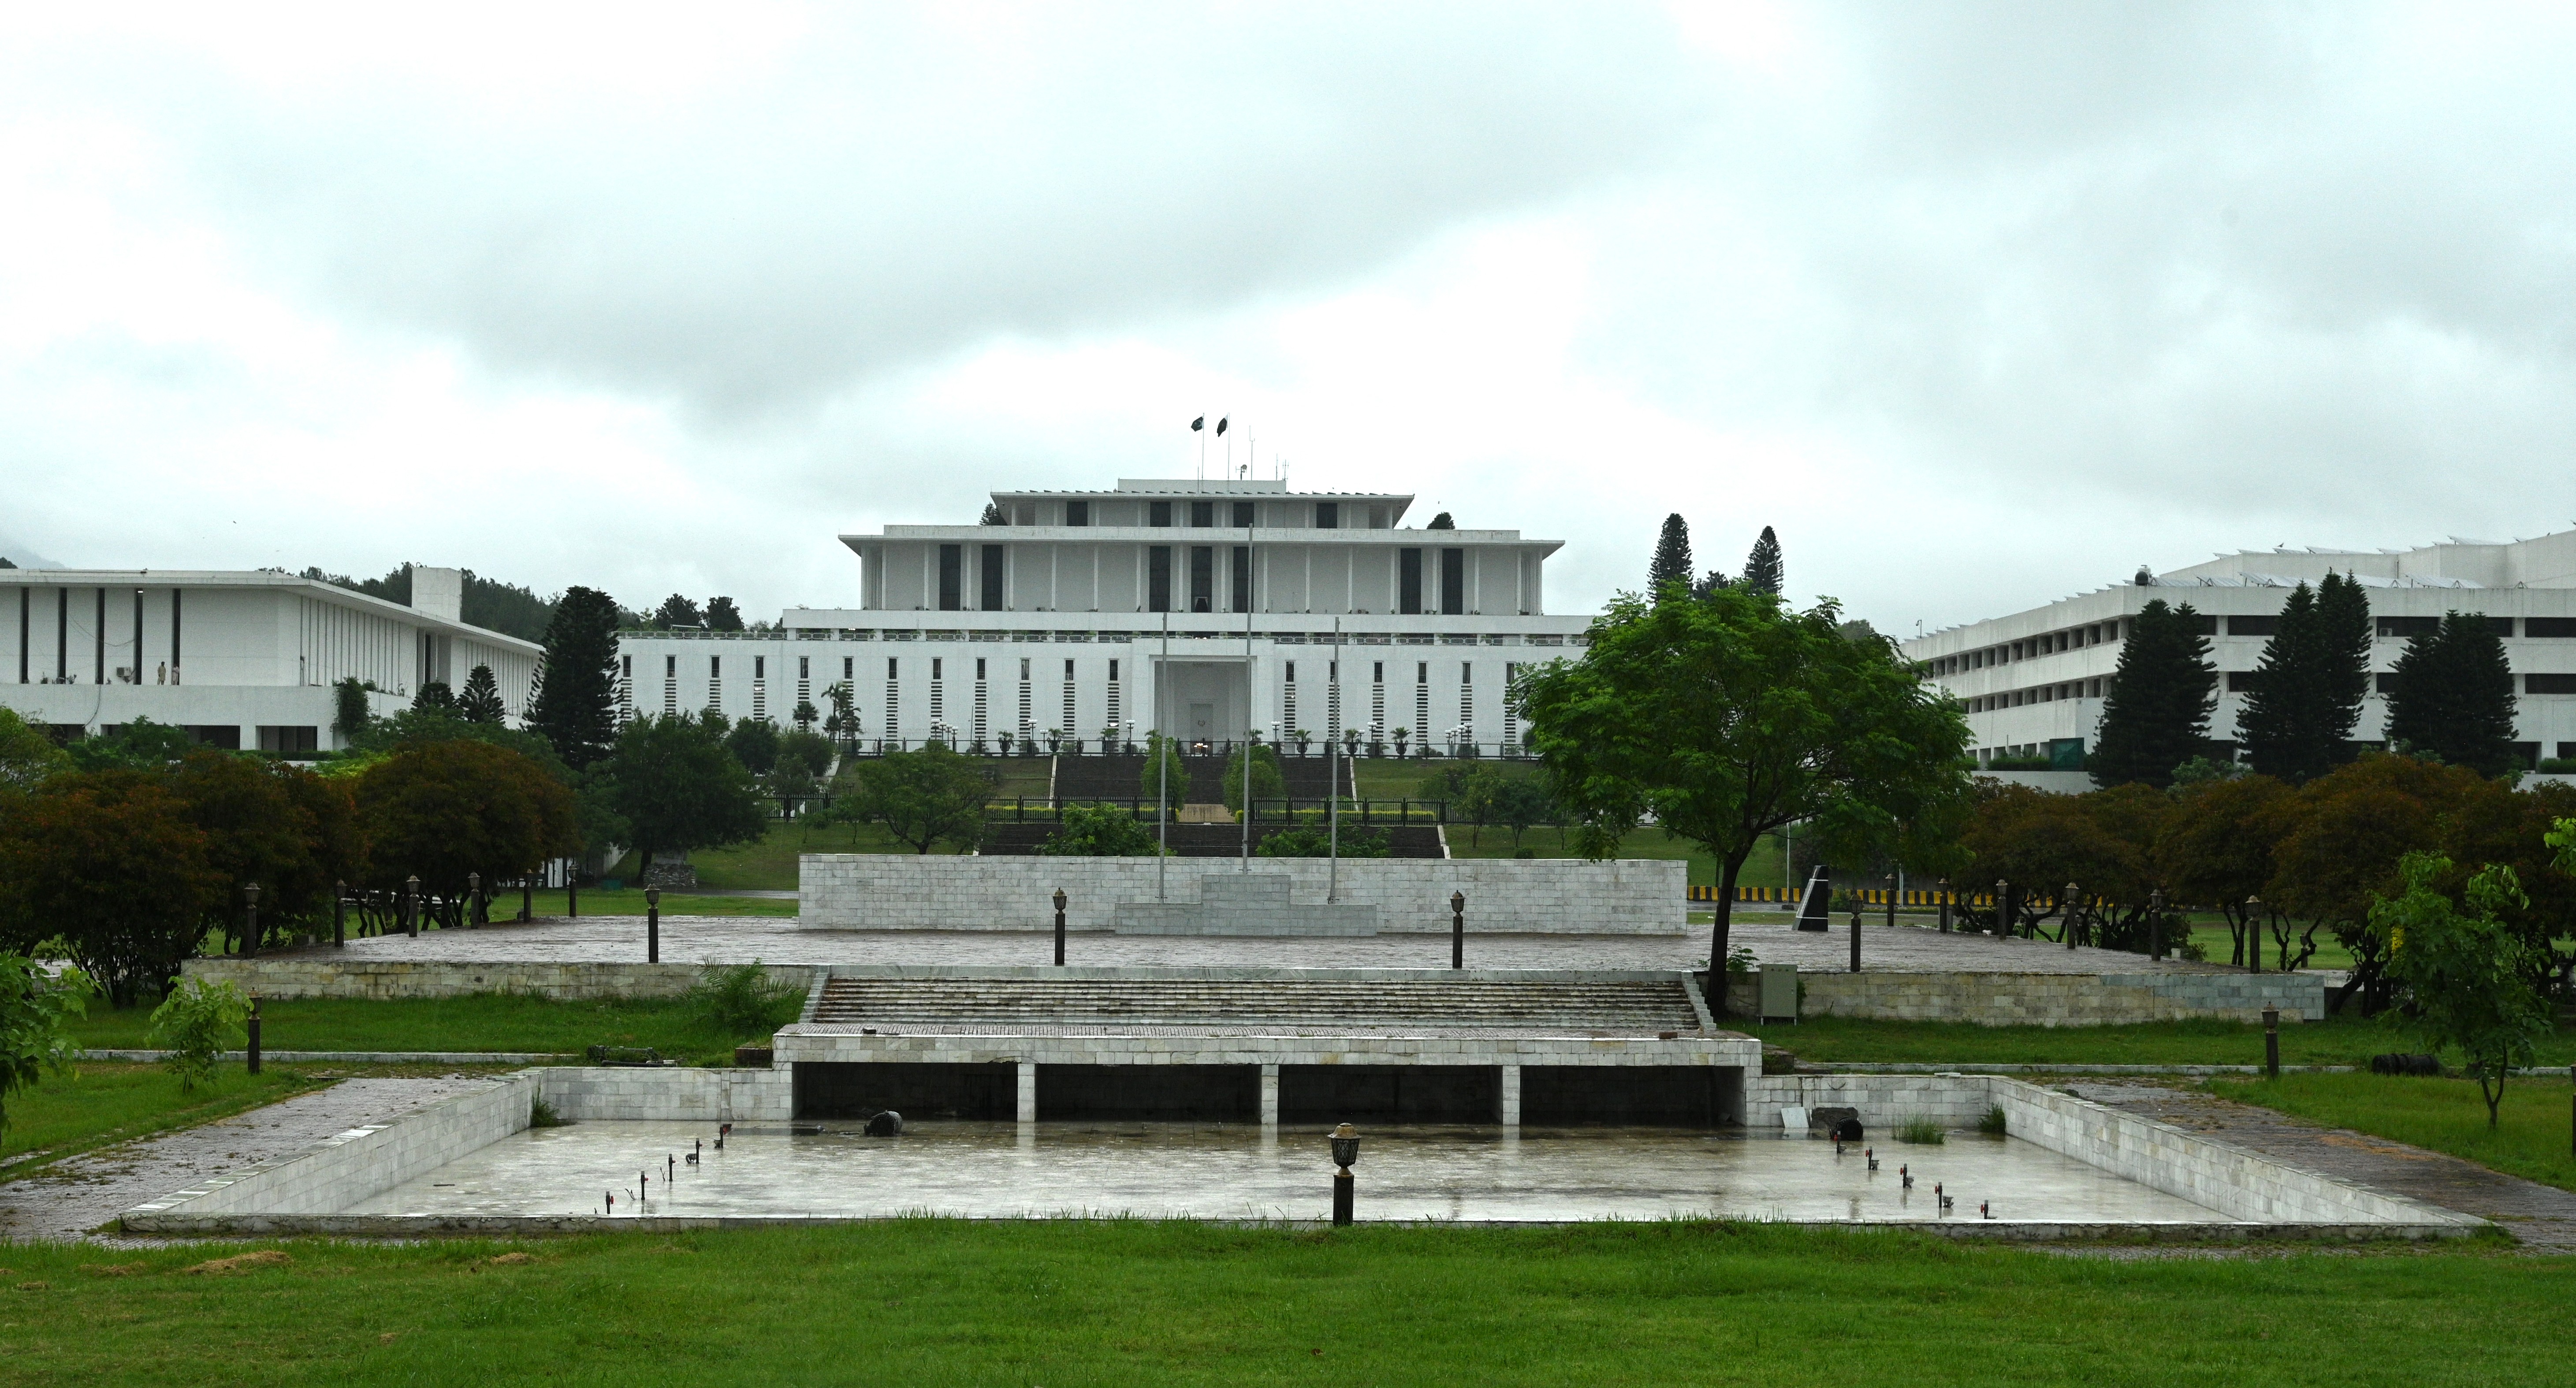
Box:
[0,956,92,1135]
[0,708,70,792]
[1039,803,1165,855]
[2154,773,2293,966]
[1426,511,1456,529]
[147,977,251,1092]
[2238,582,2331,783]
[821,682,860,753]
[726,717,782,776]
[357,740,578,911]
[1221,744,1286,814]
[652,594,704,630]
[1739,526,1783,596]
[1648,514,1692,593]
[456,664,506,724]
[603,714,771,877]
[2371,852,2546,1126]
[706,597,745,632]
[778,729,834,779]
[527,586,624,769]
[2089,600,2216,790]
[64,717,195,772]
[830,744,994,853]
[1137,733,1187,806]
[332,676,374,744]
[0,775,223,1004]
[2385,612,2521,776]
[412,681,456,713]
[979,501,1009,525]
[167,753,364,953]
[1257,825,1390,857]
[1519,585,1973,1007]
[2315,571,2374,761]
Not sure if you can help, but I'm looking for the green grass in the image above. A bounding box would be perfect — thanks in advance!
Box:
[1730,1013,2576,1069]
[2211,1071,2576,1194]
[0,1063,323,1177]
[0,1223,2565,1384]
[65,992,769,1067]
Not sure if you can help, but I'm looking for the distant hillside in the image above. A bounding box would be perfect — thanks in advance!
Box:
[298,564,558,643]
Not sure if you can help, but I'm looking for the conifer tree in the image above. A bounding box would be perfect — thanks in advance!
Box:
[2239,582,2330,782]
[528,586,624,770]
[2089,600,2216,789]
[2315,571,2374,757]
[456,664,506,724]
[1648,514,1693,594]
[2386,612,2521,776]
[1740,526,1783,595]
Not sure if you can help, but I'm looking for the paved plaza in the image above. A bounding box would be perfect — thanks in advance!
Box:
[276,910,2238,976]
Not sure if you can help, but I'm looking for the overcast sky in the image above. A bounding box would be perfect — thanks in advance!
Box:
[7,2,2575,636]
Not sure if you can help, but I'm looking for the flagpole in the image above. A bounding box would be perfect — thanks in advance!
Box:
[1327,616,1340,903]
[1158,610,1170,900]
[1241,510,1254,871]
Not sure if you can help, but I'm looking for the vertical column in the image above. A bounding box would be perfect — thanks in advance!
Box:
[1259,1062,1280,1127]
[1499,1063,1522,1127]
[1016,1060,1037,1123]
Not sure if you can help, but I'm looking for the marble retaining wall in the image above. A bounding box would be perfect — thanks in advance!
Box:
[1720,969,2327,1025]
[800,855,1685,934]
[182,958,816,1001]
[539,1067,794,1123]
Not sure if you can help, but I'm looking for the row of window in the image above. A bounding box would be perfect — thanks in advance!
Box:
[640,629,1574,646]
[1930,620,2123,677]
[625,654,1502,687]
[932,542,1470,616]
[1936,613,2576,676]
[1963,670,2576,712]
[1006,500,1385,529]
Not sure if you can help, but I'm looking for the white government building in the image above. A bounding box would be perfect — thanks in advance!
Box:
[0,566,539,751]
[614,478,1589,754]
[1900,530,2576,772]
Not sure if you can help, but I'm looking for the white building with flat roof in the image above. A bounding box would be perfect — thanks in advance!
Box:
[1,567,540,752]
[615,478,1588,754]
[1900,531,2576,772]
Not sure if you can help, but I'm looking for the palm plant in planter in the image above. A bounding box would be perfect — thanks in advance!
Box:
[1392,727,1411,758]
[997,731,1014,756]
[1342,728,1361,761]
[1293,729,1312,757]
[1046,728,1065,755]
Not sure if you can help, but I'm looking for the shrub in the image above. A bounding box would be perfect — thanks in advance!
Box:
[148,978,252,1090]
[529,1094,570,1128]
[0,957,93,1136]
[1977,1105,2008,1136]
[1255,825,1391,858]
[1039,803,1165,856]
[689,962,803,1041]
[1895,1118,1946,1145]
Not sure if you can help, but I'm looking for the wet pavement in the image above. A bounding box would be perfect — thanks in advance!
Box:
[347,1120,2235,1225]
[269,911,2228,977]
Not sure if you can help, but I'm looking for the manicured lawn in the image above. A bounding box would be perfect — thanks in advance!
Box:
[0,1222,2562,1384]
[2211,1071,2576,1194]
[1730,1013,2576,1070]
[0,1063,323,1177]
[65,992,772,1067]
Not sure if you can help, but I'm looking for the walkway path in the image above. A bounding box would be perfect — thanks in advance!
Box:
[0,1075,495,1242]
[2070,1082,2576,1251]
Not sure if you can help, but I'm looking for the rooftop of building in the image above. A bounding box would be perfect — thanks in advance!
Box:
[0,567,542,652]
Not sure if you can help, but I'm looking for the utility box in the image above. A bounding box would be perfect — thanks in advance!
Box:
[1759,963,1798,1023]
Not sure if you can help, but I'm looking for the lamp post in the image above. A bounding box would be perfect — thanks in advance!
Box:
[1450,890,1465,970]
[2263,1002,2281,1079]
[241,881,260,959]
[468,872,482,929]
[2245,895,2262,974]
[2065,881,2081,951]
[2147,888,2165,959]
[646,886,661,963]
[1053,888,1068,967]
[1848,893,1861,973]
[1329,1122,1360,1226]
[1994,879,2008,938]
[404,874,421,938]
[1936,879,1951,934]
[246,996,261,1075]
[333,880,346,948]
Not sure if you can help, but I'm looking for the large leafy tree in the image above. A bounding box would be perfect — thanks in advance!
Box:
[1039,803,1165,856]
[2153,772,2294,966]
[2371,853,2546,1127]
[2089,599,2216,789]
[2385,612,2520,776]
[1519,585,1973,1006]
[1647,514,1693,593]
[705,597,745,632]
[0,708,69,793]
[603,713,771,874]
[651,594,704,630]
[0,956,93,1136]
[356,741,579,911]
[830,743,994,853]
[528,586,623,769]
[0,776,222,1004]
[167,753,363,953]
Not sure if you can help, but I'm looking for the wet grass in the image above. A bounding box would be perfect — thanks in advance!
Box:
[1,1222,2565,1384]
[2211,1071,2576,1194]
[1731,1013,2576,1070]
[0,1063,321,1178]
[66,993,763,1067]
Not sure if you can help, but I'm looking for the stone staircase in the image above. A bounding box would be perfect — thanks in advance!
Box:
[807,973,1707,1036]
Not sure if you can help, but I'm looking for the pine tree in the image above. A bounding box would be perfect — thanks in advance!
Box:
[705,597,745,632]
[2089,600,2217,789]
[456,664,506,724]
[2315,571,2374,759]
[1648,514,1693,595]
[529,586,624,770]
[2386,612,2521,776]
[651,594,703,630]
[1741,526,1783,595]
[2238,582,2329,782]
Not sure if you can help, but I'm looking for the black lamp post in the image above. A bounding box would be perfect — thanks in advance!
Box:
[2263,1002,2281,1079]
[333,879,346,948]
[2148,888,2165,959]
[242,881,260,958]
[246,995,261,1075]
[1994,879,2008,937]
[1329,1122,1360,1226]
[404,874,421,938]
[2065,881,2081,951]
[1053,888,1068,966]
[1450,890,1465,970]
[647,886,662,963]
[2246,895,2262,974]
[1937,878,1951,934]
[468,872,482,929]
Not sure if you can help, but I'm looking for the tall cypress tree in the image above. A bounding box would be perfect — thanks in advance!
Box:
[2089,599,2217,789]
[2239,582,2328,782]
[1648,514,1693,594]
[529,586,624,770]
[2315,571,2373,758]
[1741,526,1784,595]
[2386,611,2520,776]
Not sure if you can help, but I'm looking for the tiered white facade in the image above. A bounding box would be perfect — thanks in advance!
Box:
[1900,531,2576,770]
[614,478,1588,754]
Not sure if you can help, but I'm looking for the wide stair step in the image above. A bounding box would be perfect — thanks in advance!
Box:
[810,976,1700,1034]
